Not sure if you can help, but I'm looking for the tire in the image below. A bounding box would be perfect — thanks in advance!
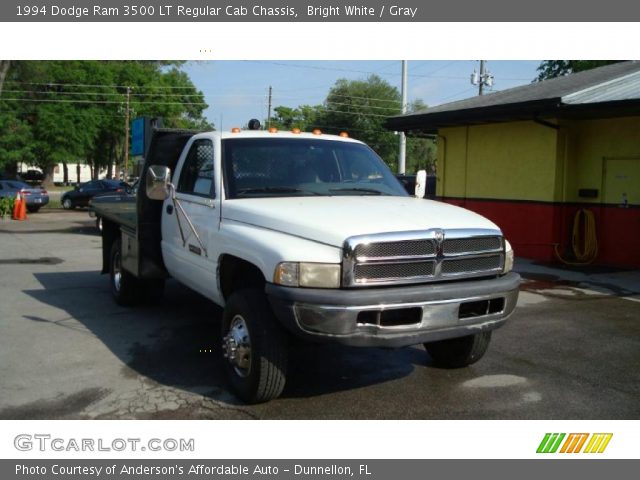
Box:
[62,198,74,210]
[27,206,41,213]
[221,289,288,403]
[425,331,492,368]
[109,238,139,306]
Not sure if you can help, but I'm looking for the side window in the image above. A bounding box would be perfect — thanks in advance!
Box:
[177,139,215,197]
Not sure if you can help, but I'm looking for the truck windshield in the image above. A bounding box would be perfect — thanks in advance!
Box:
[223,138,409,199]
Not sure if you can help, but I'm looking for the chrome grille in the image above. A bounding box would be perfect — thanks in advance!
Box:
[343,228,505,287]
[355,261,435,281]
[441,255,503,276]
[443,236,502,255]
[354,239,435,259]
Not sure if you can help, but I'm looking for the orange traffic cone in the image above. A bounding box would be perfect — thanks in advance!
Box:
[12,192,27,221]
[18,192,27,220]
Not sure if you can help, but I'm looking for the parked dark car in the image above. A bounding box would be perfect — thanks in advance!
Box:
[61,179,127,209]
[89,180,138,231]
[0,180,50,212]
[396,174,437,199]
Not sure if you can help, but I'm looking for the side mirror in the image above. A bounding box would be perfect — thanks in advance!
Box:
[146,165,172,200]
[415,170,427,199]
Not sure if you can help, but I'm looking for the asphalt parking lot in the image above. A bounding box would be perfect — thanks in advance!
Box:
[1,210,639,419]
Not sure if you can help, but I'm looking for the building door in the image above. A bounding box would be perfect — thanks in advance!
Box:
[601,157,640,267]
[603,157,640,206]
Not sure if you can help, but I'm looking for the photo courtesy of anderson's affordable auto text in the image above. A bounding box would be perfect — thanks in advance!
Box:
[0,0,639,478]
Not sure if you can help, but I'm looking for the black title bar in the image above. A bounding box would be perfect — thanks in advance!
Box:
[2,0,640,21]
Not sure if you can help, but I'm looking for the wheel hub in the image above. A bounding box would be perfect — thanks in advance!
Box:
[223,315,251,377]
[113,252,121,292]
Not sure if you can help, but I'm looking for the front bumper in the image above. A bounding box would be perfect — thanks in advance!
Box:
[266,272,520,347]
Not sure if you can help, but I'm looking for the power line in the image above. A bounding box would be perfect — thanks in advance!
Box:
[277,100,400,112]
[0,97,209,106]
[3,80,203,90]
[244,60,532,81]
[1,89,212,99]
[277,92,402,105]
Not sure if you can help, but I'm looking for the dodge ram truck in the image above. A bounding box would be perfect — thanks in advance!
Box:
[92,126,520,403]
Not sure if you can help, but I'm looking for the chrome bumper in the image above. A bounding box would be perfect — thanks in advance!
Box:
[266,272,520,348]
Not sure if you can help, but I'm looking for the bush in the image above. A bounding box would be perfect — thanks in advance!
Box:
[0,196,15,218]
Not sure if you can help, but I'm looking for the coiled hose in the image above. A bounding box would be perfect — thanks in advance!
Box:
[554,209,598,265]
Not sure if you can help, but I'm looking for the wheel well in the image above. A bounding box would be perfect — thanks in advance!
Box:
[219,255,266,301]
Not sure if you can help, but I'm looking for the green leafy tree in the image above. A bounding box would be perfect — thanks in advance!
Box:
[535,60,623,81]
[318,75,402,168]
[0,61,211,184]
[268,105,321,131]
[0,111,34,175]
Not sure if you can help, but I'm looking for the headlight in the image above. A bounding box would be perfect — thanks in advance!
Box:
[274,262,341,288]
[503,240,514,274]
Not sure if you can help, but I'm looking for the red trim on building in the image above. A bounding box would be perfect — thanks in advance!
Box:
[441,197,640,268]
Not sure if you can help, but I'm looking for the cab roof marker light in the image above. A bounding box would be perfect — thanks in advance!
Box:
[339,132,349,138]
[312,129,322,135]
[268,127,278,133]
[291,128,301,134]
[231,127,241,133]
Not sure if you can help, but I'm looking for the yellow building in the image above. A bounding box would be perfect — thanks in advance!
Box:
[387,62,640,267]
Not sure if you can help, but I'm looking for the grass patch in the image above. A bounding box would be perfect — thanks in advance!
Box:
[45,199,62,209]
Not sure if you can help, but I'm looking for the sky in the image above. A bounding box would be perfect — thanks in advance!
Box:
[182,60,542,129]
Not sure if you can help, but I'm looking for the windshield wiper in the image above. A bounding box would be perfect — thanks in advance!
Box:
[236,186,321,196]
[329,187,388,195]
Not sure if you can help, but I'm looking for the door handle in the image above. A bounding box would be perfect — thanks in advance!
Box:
[166,205,173,215]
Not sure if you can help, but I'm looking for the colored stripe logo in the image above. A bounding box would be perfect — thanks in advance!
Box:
[537,433,612,454]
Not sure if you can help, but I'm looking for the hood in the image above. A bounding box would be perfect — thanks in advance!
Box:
[222,196,501,247]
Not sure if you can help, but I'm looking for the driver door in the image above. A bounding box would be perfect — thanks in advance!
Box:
[161,138,220,301]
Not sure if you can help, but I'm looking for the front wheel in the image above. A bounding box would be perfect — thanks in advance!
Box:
[62,198,74,210]
[424,331,492,368]
[221,289,288,403]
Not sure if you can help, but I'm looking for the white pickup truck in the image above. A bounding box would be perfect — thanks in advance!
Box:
[92,126,520,403]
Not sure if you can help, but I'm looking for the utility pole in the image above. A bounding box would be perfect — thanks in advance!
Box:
[267,85,272,129]
[123,86,131,180]
[471,60,494,96]
[398,60,408,175]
